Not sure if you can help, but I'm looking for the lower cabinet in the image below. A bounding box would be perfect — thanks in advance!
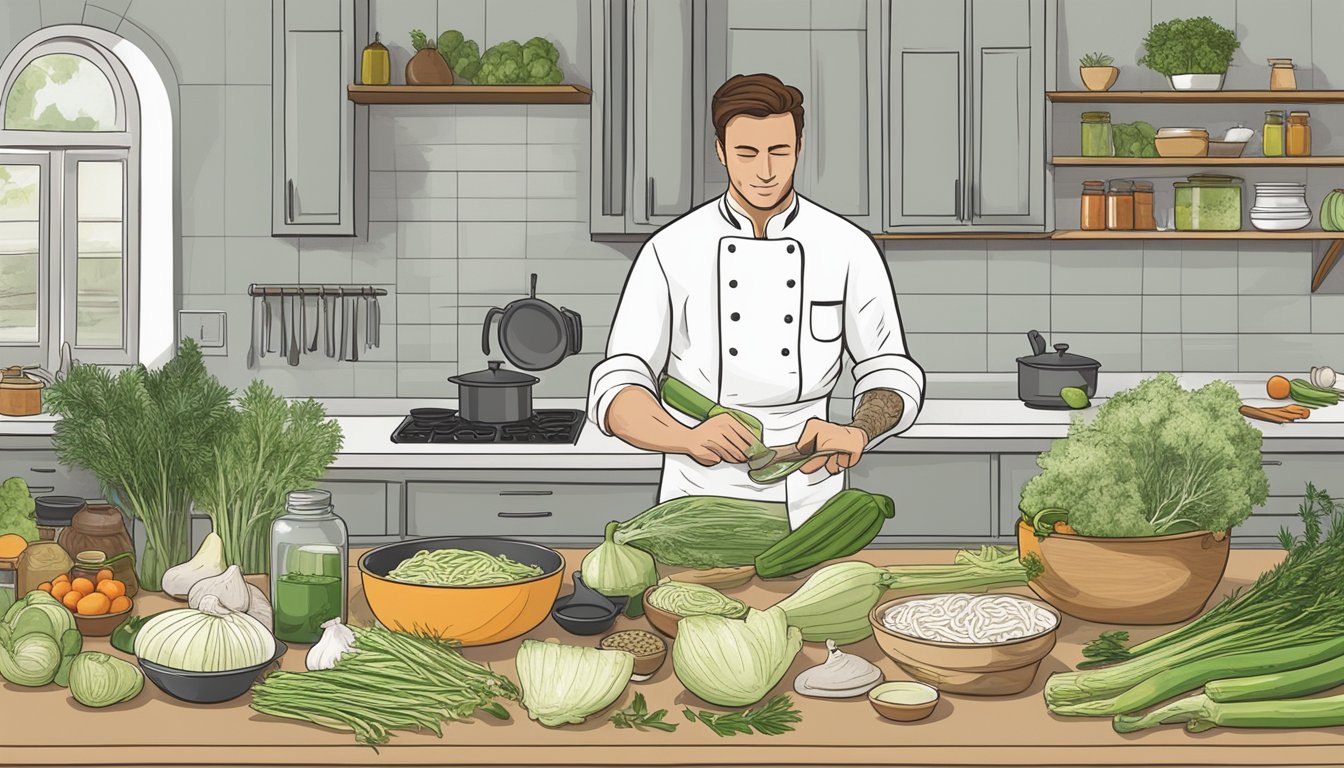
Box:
[0,449,101,499]
[851,454,996,543]
[998,454,1042,537]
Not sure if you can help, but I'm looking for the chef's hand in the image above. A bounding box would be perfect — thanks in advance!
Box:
[797,419,869,475]
[683,413,759,466]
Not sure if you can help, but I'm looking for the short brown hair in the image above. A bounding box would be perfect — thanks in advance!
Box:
[711,73,804,145]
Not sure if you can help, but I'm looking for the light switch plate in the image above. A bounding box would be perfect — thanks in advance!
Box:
[179,310,227,355]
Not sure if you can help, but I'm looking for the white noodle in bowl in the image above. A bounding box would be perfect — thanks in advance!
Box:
[881,593,1059,645]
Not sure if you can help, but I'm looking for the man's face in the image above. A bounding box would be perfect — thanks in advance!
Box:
[716,112,800,210]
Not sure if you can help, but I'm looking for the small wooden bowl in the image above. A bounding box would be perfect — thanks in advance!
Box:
[641,587,683,638]
[868,681,940,722]
[74,605,133,637]
[599,630,667,678]
[666,565,755,590]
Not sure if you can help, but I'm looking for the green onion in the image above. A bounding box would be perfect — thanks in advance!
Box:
[1205,652,1344,703]
[1113,692,1344,734]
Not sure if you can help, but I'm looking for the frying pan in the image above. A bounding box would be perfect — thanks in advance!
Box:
[482,273,582,371]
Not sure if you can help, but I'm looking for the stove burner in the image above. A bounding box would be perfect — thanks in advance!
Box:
[391,409,585,444]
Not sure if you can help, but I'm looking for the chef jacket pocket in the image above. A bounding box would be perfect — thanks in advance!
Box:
[809,301,844,343]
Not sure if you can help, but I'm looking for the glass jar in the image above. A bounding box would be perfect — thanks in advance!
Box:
[1287,111,1311,157]
[1106,180,1135,230]
[1174,174,1244,231]
[70,550,108,584]
[1268,58,1297,91]
[361,32,391,85]
[1263,111,1286,157]
[271,490,347,644]
[1081,112,1113,157]
[1133,181,1155,230]
[1080,180,1106,230]
[59,504,138,596]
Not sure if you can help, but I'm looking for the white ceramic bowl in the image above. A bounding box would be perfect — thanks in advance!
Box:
[1169,73,1225,91]
[1251,213,1312,231]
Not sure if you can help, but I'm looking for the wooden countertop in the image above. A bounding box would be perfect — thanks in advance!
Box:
[4,548,1341,767]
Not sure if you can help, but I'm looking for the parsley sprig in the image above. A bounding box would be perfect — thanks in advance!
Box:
[683,695,803,737]
[609,693,678,732]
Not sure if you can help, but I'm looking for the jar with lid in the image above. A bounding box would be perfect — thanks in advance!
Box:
[1287,111,1311,157]
[1268,58,1297,90]
[70,550,108,584]
[1080,180,1106,230]
[1133,181,1156,230]
[271,490,347,643]
[1263,111,1286,157]
[0,365,43,416]
[1081,112,1113,157]
[1106,180,1135,230]
[361,32,390,85]
[59,504,138,596]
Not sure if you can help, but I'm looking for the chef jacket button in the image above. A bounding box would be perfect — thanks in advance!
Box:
[730,312,740,321]
[787,244,795,254]
[729,348,738,356]
[729,279,738,288]
[781,348,790,357]
[787,279,796,288]
[727,244,736,253]
[784,314,794,323]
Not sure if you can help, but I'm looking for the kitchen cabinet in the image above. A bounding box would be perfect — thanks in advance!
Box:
[271,0,366,236]
[0,449,100,499]
[850,454,996,542]
[886,0,1049,233]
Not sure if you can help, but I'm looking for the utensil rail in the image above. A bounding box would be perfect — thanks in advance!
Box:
[248,284,389,297]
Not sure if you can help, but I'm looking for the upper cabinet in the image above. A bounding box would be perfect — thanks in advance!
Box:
[272,0,366,236]
[886,0,1049,233]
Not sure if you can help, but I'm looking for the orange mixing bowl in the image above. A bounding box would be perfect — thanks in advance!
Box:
[359,537,564,646]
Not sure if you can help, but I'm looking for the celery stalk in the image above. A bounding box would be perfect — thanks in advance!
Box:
[1205,653,1344,703]
[1114,692,1344,734]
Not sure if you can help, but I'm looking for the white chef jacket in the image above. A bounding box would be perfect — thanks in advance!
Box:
[587,191,925,526]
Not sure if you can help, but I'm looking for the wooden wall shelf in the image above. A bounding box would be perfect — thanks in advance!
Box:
[1052,230,1341,240]
[347,84,592,105]
[1052,156,1344,167]
[873,232,1052,240]
[1047,90,1344,104]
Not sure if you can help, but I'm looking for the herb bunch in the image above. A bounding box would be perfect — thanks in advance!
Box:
[683,695,803,737]
[610,693,678,732]
[1139,16,1239,76]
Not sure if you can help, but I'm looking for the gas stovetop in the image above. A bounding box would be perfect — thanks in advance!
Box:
[389,408,585,444]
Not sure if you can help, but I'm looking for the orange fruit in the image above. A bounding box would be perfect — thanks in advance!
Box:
[96,579,126,600]
[61,591,82,610]
[50,582,71,600]
[70,577,95,596]
[53,574,69,584]
[95,568,114,583]
[0,533,27,559]
[109,596,132,614]
[76,592,111,616]
[37,582,52,593]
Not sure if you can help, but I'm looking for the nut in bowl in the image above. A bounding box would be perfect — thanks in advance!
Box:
[868,593,1059,696]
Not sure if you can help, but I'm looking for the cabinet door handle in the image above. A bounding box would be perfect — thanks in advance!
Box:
[953,179,961,221]
[646,176,655,222]
[286,178,296,222]
[29,467,56,473]
[1261,460,1283,466]
[497,511,553,519]
[498,490,553,497]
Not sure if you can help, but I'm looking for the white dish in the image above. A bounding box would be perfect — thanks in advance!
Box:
[1251,215,1312,231]
[1223,127,1255,143]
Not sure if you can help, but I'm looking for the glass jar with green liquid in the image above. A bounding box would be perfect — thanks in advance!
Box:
[270,490,347,643]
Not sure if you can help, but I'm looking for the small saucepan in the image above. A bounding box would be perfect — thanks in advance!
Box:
[448,361,539,423]
[1016,330,1101,410]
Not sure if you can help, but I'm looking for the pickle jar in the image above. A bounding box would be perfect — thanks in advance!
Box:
[1081,112,1114,157]
[270,490,347,644]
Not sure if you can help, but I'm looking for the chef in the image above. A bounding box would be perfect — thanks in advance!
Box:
[587,73,925,528]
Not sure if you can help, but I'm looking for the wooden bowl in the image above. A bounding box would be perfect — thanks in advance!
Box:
[1017,520,1230,624]
[641,586,683,638]
[665,565,755,589]
[74,605,133,637]
[599,630,667,678]
[868,681,940,722]
[869,594,1059,696]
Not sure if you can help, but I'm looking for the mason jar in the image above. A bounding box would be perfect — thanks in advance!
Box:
[270,490,347,643]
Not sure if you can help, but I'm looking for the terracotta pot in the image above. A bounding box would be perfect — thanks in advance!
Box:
[1016,520,1230,625]
[1080,65,1119,91]
[405,48,453,85]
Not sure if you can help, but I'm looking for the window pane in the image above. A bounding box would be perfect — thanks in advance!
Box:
[76,161,123,347]
[0,165,40,344]
[4,54,117,131]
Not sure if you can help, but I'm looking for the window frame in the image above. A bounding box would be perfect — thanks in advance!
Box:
[61,149,137,363]
[0,150,50,364]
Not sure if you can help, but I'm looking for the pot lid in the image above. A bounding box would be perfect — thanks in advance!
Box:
[1177,174,1243,188]
[450,360,540,387]
[1018,333,1100,369]
[0,365,43,390]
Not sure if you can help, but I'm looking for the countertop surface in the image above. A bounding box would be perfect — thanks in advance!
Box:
[2,548,1337,767]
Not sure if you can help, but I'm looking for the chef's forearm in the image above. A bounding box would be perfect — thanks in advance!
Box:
[847,389,904,443]
[605,386,694,453]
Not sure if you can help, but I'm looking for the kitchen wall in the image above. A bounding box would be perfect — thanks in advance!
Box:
[5,0,1344,402]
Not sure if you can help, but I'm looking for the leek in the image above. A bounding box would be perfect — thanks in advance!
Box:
[1205,652,1344,703]
[1113,692,1344,734]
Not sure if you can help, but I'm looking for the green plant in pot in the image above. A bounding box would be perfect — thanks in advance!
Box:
[1079,52,1118,92]
[1138,16,1239,91]
[1016,373,1267,624]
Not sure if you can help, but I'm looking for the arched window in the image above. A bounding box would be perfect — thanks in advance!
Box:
[0,36,140,367]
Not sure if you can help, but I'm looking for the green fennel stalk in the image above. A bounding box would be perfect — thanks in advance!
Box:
[1113,692,1344,734]
[1205,652,1344,703]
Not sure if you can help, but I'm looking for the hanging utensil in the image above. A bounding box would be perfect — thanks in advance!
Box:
[262,295,273,356]
[337,291,347,362]
[481,273,582,371]
[349,294,360,362]
[372,294,381,348]
[288,293,301,366]
[278,294,288,357]
[308,293,320,352]
[246,294,260,369]
[324,294,335,358]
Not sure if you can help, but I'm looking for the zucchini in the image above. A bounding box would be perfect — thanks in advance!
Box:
[614,496,790,568]
[754,490,896,579]
[660,377,764,443]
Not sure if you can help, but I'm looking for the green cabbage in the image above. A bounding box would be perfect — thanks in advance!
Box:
[6,589,76,643]
[516,640,633,727]
[0,630,61,686]
[69,652,144,708]
[673,607,802,707]
[648,580,747,619]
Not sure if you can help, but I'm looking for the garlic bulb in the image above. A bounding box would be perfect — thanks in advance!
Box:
[792,639,883,699]
[187,565,251,613]
[305,619,355,671]
[161,533,227,599]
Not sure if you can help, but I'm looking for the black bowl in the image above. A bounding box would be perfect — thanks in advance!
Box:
[138,641,288,704]
[550,595,621,635]
[34,495,86,527]
[359,537,564,583]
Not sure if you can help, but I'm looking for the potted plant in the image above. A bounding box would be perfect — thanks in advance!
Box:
[1016,373,1268,624]
[1139,16,1240,91]
[1079,52,1118,91]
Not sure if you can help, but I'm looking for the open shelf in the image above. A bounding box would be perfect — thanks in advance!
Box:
[873,232,1052,240]
[1052,156,1344,167]
[1047,90,1344,103]
[1052,230,1342,240]
[347,84,592,105]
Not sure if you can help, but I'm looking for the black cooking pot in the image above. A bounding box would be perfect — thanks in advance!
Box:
[448,361,539,423]
[1017,330,1101,410]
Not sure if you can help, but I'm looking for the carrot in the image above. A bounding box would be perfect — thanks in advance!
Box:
[1267,375,1292,399]
[1054,521,1078,535]
[1240,405,1290,424]
[1281,405,1312,418]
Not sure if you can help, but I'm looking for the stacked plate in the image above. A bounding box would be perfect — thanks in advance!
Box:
[1251,182,1312,231]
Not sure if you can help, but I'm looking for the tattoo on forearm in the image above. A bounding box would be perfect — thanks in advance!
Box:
[848,389,904,442]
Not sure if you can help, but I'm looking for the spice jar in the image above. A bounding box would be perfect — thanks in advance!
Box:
[361,32,390,85]
[16,541,73,595]
[271,490,347,644]
[1106,180,1135,230]
[1081,112,1113,157]
[59,503,138,596]
[1133,181,1155,230]
[70,550,108,583]
[0,365,43,417]
[1080,180,1106,230]
[1287,111,1311,157]
[1268,58,1297,91]
[1263,111,1286,157]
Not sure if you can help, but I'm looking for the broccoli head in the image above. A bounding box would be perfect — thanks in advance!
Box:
[522,36,563,83]
[438,29,482,82]
[0,476,38,542]
[477,37,565,84]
